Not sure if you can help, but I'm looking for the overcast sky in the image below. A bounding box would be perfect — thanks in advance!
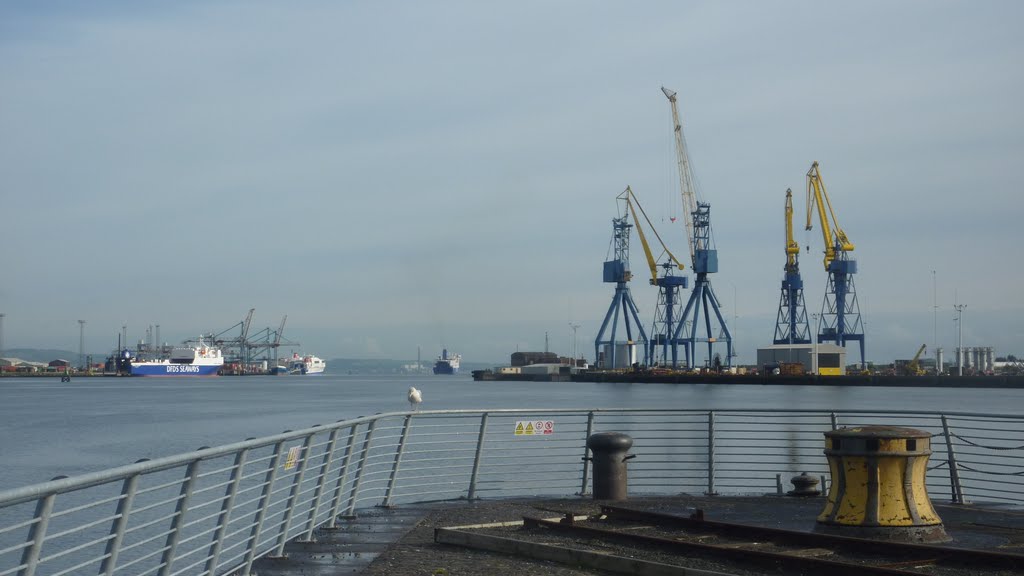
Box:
[2,1,1022,365]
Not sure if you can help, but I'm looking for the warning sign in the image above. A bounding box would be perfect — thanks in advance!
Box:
[514,420,555,436]
[284,446,301,470]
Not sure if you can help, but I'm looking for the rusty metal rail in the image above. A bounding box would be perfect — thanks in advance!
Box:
[599,505,1024,572]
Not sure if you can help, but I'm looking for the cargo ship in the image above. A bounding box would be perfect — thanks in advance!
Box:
[129,337,224,376]
[287,353,326,375]
[433,349,461,375]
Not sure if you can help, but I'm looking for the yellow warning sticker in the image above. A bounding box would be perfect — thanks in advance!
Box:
[514,420,555,436]
[284,446,301,470]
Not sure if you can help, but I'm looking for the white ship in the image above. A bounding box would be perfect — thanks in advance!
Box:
[433,348,461,375]
[129,337,224,377]
[287,353,326,375]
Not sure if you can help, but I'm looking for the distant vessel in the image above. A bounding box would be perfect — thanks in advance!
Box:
[129,337,224,377]
[288,353,326,375]
[433,349,461,375]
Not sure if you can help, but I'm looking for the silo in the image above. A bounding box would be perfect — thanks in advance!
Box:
[936,347,944,374]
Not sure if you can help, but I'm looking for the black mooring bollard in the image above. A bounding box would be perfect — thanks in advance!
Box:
[586,432,635,500]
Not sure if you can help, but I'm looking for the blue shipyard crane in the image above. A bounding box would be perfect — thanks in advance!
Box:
[805,161,865,367]
[621,187,689,367]
[594,195,649,369]
[773,188,811,345]
[662,87,733,369]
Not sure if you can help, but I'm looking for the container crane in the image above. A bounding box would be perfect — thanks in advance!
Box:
[594,195,649,369]
[773,188,811,345]
[662,86,732,369]
[805,161,865,367]
[621,187,689,367]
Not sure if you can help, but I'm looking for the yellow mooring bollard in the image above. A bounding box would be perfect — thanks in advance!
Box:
[816,425,950,543]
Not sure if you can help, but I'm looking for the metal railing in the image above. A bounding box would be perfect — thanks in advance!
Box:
[1,408,1022,576]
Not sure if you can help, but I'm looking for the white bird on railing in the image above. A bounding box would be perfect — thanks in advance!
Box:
[408,386,422,411]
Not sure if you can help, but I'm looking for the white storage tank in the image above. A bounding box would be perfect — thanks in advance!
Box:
[601,343,637,369]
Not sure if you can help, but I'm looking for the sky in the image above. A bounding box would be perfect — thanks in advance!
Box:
[1,1,1022,365]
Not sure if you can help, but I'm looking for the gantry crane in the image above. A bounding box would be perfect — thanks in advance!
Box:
[805,161,865,367]
[595,194,649,369]
[662,87,732,370]
[621,187,689,367]
[773,188,811,345]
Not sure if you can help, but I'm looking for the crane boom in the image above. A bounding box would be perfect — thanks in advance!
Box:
[785,188,799,271]
[803,160,866,368]
[805,161,854,270]
[622,187,685,285]
[662,86,699,265]
[273,315,287,347]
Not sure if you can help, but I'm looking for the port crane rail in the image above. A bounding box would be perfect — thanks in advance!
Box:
[773,188,811,345]
[805,161,865,366]
[622,187,689,367]
[662,87,732,369]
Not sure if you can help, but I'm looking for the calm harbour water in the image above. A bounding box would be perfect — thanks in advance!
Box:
[2,373,1022,491]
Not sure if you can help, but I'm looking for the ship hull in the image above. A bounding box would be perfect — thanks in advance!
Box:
[287,355,326,375]
[130,363,221,376]
[433,348,461,375]
[433,362,458,375]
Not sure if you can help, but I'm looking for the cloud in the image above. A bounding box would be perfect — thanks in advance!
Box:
[1,1,1022,363]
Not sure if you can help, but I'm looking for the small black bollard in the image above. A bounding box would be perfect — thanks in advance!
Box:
[586,432,635,500]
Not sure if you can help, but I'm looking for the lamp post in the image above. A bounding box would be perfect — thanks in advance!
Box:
[954,303,966,376]
[729,282,738,365]
[78,320,86,371]
[569,323,580,362]
[932,270,937,372]
[811,312,819,375]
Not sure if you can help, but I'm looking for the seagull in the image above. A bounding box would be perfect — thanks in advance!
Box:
[408,386,422,411]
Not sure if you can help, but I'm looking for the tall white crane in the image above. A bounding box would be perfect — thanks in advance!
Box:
[662,86,700,265]
[662,86,732,370]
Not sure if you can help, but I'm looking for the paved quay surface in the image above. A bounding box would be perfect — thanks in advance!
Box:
[253,495,1024,575]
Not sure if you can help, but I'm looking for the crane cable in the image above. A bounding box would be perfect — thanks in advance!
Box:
[625,188,685,271]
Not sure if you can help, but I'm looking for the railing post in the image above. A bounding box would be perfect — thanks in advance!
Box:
[242,440,285,575]
[304,427,340,539]
[941,415,966,504]
[467,413,489,501]
[158,458,201,576]
[101,472,140,575]
[382,416,414,507]
[830,412,839,430]
[327,425,359,526]
[18,490,57,576]
[346,419,378,517]
[204,449,248,576]
[275,433,315,556]
[579,411,595,496]
[706,411,717,496]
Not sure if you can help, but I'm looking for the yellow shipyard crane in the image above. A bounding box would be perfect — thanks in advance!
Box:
[773,188,810,345]
[622,187,689,367]
[805,161,865,368]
